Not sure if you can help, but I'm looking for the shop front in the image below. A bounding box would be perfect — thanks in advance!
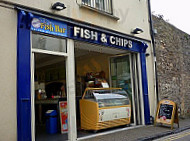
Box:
[17,10,150,141]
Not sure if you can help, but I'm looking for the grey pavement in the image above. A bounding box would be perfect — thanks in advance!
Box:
[80,118,190,141]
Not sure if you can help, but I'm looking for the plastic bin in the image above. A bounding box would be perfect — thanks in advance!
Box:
[45,110,58,134]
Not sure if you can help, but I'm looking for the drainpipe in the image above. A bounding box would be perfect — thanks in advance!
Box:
[147,1,159,103]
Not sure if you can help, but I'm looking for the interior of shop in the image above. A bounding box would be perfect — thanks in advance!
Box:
[33,34,136,140]
[34,53,68,140]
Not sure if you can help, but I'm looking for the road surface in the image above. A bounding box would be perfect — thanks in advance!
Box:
[155,129,190,141]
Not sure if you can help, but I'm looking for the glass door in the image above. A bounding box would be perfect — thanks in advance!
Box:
[110,54,143,125]
[110,55,135,124]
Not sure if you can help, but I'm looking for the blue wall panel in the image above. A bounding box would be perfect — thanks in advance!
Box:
[140,53,151,124]
[17,10,33,141]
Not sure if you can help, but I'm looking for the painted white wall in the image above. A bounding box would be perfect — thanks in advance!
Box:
[146,42,157,117]
[2,0,151,40]
[0,6,17,141]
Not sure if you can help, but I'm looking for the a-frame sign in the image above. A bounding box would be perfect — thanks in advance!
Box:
[154,100,179,129]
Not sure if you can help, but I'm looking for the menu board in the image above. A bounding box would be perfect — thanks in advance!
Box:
[155,100,179,129]
[158,104,173,120]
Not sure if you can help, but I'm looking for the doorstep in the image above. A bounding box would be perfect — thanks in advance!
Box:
[77,125,145,141]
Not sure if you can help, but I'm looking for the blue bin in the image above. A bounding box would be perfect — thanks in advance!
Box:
[45,110,58,134]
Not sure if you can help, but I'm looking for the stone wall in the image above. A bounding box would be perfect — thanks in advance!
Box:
[153,15,190,117]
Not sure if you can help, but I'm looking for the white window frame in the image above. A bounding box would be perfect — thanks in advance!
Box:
[82,0,112,14]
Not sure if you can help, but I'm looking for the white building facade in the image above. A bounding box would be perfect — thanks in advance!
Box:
[0,0,157,141]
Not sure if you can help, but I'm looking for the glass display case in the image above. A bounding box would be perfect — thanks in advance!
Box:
[84,89,130,107]
[80,88,131,131]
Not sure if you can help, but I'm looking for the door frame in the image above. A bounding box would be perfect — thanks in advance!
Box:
[31,50,68,140]
[30,33,77,140]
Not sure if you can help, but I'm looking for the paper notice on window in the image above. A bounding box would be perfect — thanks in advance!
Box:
[101,82,109,88]
[59,101,68,134]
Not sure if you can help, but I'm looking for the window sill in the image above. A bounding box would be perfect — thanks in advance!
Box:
[80,4,120,21]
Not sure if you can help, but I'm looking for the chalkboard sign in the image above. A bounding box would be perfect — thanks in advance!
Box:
[154,100,179,129]
[158,104,173,119]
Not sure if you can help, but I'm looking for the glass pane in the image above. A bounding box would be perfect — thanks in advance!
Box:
[32,34,67,53]
[110,56,132,96]
[108,0,111,13]
[100,0,105,11]
[82,0,91,6]
[84,88,130,108]
[95,0,105,10]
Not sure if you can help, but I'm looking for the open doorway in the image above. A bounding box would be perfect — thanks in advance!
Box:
[34,53,68,141]
[32,33,69,141]
[74,41,142,137]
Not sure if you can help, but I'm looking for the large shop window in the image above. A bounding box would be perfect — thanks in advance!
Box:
[82,0,112,14]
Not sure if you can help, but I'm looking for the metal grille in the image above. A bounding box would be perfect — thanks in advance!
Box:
[82,0,112,14]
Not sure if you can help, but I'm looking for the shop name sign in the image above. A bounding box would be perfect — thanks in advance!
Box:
[31,17,67,37]
[73,26,133,49]
[31,16,134,50]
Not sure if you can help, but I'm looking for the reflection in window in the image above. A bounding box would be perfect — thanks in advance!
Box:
[32,34,67,53]
[110,56,132,97]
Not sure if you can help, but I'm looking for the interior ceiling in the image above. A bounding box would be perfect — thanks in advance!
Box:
[74,41,128,57]
[35,53,65,62]
[35,53,65,69]
[34,40,128,69]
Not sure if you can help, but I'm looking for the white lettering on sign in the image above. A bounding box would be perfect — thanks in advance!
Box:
[101,33,107,43]
[84,29,90,39]
[74,26,133,48]
[110,36,133,48]
[128,40,133,48]
[91,31,98,41]
[74,26,98,41]
[124,39,128,47]
[74,26,80,37]
[110,36,115,44]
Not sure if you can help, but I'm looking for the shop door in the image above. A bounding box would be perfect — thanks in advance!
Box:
[31,33,70,140]
[110,54,141,125]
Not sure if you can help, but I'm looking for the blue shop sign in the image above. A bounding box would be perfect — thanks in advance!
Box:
[70,26,138,51]
[31,15,146,53]
[69,25,146,52]
[31,16,67,37]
